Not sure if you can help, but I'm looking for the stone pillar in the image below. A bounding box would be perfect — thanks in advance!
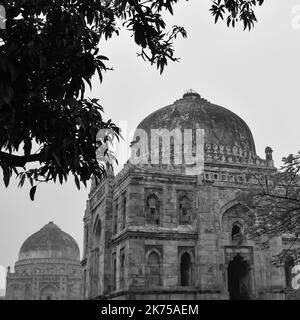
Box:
[269,237,285,291]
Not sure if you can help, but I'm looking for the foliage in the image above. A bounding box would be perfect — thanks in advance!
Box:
[237,152,300,261]
[210,0,265,30]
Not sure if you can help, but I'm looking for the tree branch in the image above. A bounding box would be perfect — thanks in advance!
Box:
[0,151,43,167]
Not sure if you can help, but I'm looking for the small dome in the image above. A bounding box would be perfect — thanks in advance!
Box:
[18,222,80,261]
[134,91,256,157]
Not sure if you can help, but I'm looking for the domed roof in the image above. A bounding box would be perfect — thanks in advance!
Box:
[18,222,80,261]
[135,91,256,157]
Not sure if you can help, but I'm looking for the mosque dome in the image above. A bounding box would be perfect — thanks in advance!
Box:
[134,91,256,158]
[18,222,80,261]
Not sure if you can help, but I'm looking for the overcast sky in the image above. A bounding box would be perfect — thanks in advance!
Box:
[1,1,300,290]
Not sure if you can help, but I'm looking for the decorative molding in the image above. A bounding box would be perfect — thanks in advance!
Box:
[110,229,198,247]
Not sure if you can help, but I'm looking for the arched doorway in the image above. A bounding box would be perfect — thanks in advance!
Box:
[227,254,251,300]
[284,255,295,288]
[40,285,58,300]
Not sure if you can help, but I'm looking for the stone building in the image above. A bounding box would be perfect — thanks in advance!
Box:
[5,222,82,300]
[82,91,298,300]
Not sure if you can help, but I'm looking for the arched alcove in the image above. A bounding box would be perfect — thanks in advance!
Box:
[179,196,192,225]
[112,256,117,291]
[285,255,295,288]
[146,194,160,226]
[231,223,243,241]
[221,203,249,237]
[93,217,101,248]
[120,252,125,289]
[146,251,161,287]
[180,252,192,286]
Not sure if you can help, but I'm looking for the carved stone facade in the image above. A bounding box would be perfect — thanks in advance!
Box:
[6,222,82,300]
[82,92,298,300]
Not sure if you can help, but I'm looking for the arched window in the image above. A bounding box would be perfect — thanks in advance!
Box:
[112,254,117,291]
[285,255,295,288]
[121,193,126,230]
[113,203,118,235]
[83,270,87,298]
[84,226,89,255]
[231,224,242,241]
[146,195,160,226]
[91,217,101,297]
[93,218,101,248]
[179,196,192,225]
[120,250,125,289]
[180,252,192,286]
[146,251,161,287]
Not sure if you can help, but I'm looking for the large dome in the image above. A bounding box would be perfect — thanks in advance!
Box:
[135,91,256,158]
[18,222,80,261]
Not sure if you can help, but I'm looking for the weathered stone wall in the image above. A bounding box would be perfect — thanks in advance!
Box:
[83,163,294,300]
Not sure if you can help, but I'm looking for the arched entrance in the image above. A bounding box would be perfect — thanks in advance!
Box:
[227,254,251,300]
[284,255,295,288]
[40,285,58,300]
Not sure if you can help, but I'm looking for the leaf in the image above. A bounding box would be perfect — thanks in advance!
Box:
[18,174,26,188]
[74,175,80,190]
[134,29,147,48]
[30,186,37,201]
[2,165,11,188]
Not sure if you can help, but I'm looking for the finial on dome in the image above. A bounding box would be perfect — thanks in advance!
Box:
[183,89,201,99]
[43,221,59,229]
